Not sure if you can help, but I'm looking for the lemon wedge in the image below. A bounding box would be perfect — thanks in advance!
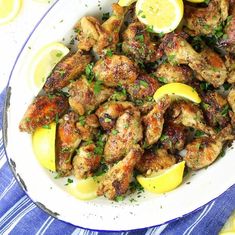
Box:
[29,42,69,95]
[32,122,56,171]
[67,176,103,200]
[118,0,137,6]
[219,211,235,235]
[136,0,184,34]
[137,161,185,193]
[153,83,201,103]
[0,0,22,25]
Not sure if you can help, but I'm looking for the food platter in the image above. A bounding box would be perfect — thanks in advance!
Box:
[3,0,235,231]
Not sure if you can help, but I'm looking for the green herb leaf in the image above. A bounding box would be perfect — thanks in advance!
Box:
[115,195,125,202]
[102,12,110,21]
[221,104,229,116]
[111,129,119,135]
[42,125,51,129]
[65,178,73,186]
[85,63,95,82]
[94,80,103,95]
[106,49,113,57]
[139,80,149,88]
[135,34,144,43]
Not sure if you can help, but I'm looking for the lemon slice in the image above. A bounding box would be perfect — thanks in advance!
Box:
[0,0,22,25]
[67,176,103,200]
[136,0,184,34]
[186,0,204,2]
[32,122,56,171]
[29,42,69,95]
[118,0,137,6]
[137,161,185,193]
[219,211,235,235]
[153,83,201,103]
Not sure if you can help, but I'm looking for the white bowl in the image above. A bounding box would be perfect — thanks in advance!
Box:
[3,0,235,231]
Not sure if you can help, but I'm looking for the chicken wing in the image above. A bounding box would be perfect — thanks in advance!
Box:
[135,148,176,175]
[104,110,143,163]
[93,55,138,87]
[43,51,91,92]
[184,124,234,170]
[68,76,113,115]
[122,21,163,63]
[19,94,69,133]
[142,96,171,146]
[226,55,235,83]
[73,143,101,179]
[97,145,143,200]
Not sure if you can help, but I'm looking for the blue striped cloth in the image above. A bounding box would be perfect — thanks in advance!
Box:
[0,88,235,234]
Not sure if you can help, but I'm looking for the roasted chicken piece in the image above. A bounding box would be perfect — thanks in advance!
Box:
[19,94,69,133]
[155,63,193,84]
[135,148,176,175]
[95,101,135,130]
[226,55,235,83]
[56,112,81,176]
[122,21,163,63]
[104,109,143,163]
[184,0,229,36]
[201,91,230,128]
[43,51,91,92]
[160,121,188,152]
[97,145,143,200]
[93,55,138,87]
[185,124,234,170]
[227,88,235,125]
[170,101,215,135]
[143,96,171,146]
[162,34,227,88]
[68,76,113,115]
[126,73,160,100]
[77,4,126,55]
[73,143,101,179]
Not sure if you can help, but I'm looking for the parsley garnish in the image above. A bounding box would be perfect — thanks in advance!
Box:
[85,63,95,83]
[111,129,119,135]
[139,80,149,88]
[94,80,103,95]
[102,12,110,21]
[78,116,86,126]
[65,178,73,186]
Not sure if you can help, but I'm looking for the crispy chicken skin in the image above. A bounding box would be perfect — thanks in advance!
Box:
[68,76,113,115]
[122,21,163,63]
[93,55,138,87]
[104,110,143,163]
[43,52,91,92]
[201,91,230,128]
[185,125,234,170]
[184,0,229,36]
[95,101,135,130]
[73,143,101,179]
[19,94,69,133]
[97,145,143,200]
[143,96,171,146]
[56,112,81,176]
[127,73,160,100]
[171,101,215,135]
[155,63,193,84]
[77,4,126,55]
[226,55,235,83]
[228,88,235,125]
[135,148,176,175]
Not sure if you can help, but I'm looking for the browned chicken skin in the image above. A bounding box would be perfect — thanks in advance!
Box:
[97,145,143,200]
[228,88,235,125]
[135,148,176,175]
[43,51,91,92]
[19,94,69,133]
[104,109,143,163]
[185,125,234,170]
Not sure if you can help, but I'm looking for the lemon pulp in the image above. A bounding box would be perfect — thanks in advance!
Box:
[118,0,137,6]
[137,161,185,193]
[32,122,56,171]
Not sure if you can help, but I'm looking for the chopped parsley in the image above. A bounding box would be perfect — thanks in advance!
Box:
[106,49,113,57]
[65,178,73,186]
[115,195,125,202]
[135,34,144,43]
[221,105,229,116]
[85,63,95,83]
[78,116,86,126]
[94,80,103,95]
[139,80,149,88]
[102,12,110,21]
[111,129,119,135]
[42,125,51,129]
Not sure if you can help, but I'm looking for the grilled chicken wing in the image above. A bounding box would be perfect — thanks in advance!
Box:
[97,145,143,200]
[56,112,81,176]
[95,101,135,130]
[43,51,91,92]
[122,21,163,63]
[185,124,234,170]
[19,94,69,133]
[135,148,176,175]
[93,55,138,87]
[104,110,143,163]
[68,76,113,115]
[184,0,229,36]
[73,143,101,179]
[127,73,160,100]
[201,91,230,128]
[143,96,171,146]
[162,34,227,88]
[171,101,215,135]
[77,4,126,55]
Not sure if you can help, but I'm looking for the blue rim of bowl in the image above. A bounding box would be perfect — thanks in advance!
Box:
[1,0,235,232]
